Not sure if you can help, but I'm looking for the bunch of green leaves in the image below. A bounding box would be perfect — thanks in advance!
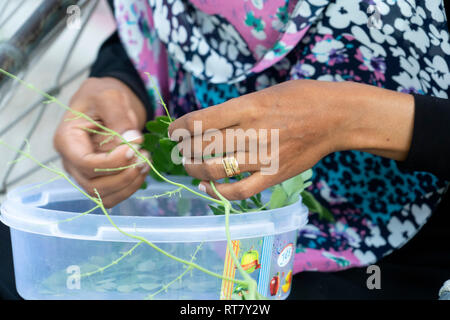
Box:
[141,116,331,220]
[269,169,335,222]
[141,115,187,184]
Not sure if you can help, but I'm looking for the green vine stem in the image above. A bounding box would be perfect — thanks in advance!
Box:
[0,68,263,299]
[144,242,204,300]
[81,241,144,278]
[0,68,223,207]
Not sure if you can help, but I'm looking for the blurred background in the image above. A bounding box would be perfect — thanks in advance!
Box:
[0,0,116,202]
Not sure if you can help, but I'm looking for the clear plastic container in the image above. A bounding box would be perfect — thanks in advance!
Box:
[0,177,308,300]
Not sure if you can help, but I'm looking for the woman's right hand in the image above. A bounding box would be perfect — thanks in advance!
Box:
[53,77,150,208]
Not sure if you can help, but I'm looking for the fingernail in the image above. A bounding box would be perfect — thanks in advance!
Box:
[125,144,139,159]
[122,130,142,142]
[141,164,150,174]
[198,183,206,193]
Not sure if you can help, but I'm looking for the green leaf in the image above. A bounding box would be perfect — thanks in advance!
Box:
[176,198,191,216]
[142,133,160,152]
[300,169,313,182]
[301,190,335,222]
[281,174,305,197]
[269,185,288,210]
[146,120,167,134]
[140,181,148,190]
[208,204,225,215]
[159,137,177,154]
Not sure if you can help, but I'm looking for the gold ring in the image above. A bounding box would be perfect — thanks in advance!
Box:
[222,156,240,177]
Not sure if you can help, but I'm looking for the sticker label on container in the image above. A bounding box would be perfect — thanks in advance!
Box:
[220,240,240,300]
[277,243,293,267]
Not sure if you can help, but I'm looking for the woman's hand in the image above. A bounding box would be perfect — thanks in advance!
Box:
[54,77,150,208]
[168,80,414,200]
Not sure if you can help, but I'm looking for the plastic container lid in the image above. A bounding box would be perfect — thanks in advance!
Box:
[0,177,309,243]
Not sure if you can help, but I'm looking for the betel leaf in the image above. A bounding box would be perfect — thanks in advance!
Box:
[281,174,305,197]
[269,169,315,210]
[159,137,176,154]
[269,185,288,209]
[146,119,168,135]
[301,190,335,222]
[300,168,313,182]
[142,133,160,152]
[208,204,226,215]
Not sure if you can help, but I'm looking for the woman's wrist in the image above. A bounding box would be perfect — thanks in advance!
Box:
[337,82,415,161]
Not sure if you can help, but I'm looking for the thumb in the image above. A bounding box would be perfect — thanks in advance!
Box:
[96,89,144,144]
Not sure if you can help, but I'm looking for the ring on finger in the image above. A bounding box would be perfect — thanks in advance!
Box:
[222,156,240,177]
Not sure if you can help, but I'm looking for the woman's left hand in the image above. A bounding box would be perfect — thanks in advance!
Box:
[168,79,414,200]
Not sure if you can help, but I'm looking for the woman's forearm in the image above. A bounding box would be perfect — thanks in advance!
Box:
[337,82,415,161]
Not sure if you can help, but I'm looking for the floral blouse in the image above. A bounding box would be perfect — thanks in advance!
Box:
[113,0,450,273]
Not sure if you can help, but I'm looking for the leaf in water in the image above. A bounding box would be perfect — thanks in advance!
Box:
[177,198,191,216]
[140,283,161,291]
[117,284,139,293]
[136,260,156,272]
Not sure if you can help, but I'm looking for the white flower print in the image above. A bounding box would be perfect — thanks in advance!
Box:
[190,28,209,56]
[370,24,397,46]
[410,204,431,226]
[218,24,251,56]
[371,0,390,15]
[354,249,377,265]
[425,0,446,23]
[331,222,361,248]
[393,51,431,93]
[298,1,312,18]
[184,54,204,75]
[425,55,450,90]
[396,0,414,18]
[153,3,170,43]
[393,71,424,93]
[309,0,329,6]
[389,46,406,58]
[352,26,386,57]
[168,42,185,63]
[364,224,387,248]
[387,217,415,247]
[311,38,345,64]
[317,74,345,82]
[325,0,367,29]
[432,87,449,98]
[428,24,450,55]
[205,51,233,82]
[171,25,187,43]
[252,29,267,41]
[291,63,316,79]
[394,6,430,54]
[171,0,183,15]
